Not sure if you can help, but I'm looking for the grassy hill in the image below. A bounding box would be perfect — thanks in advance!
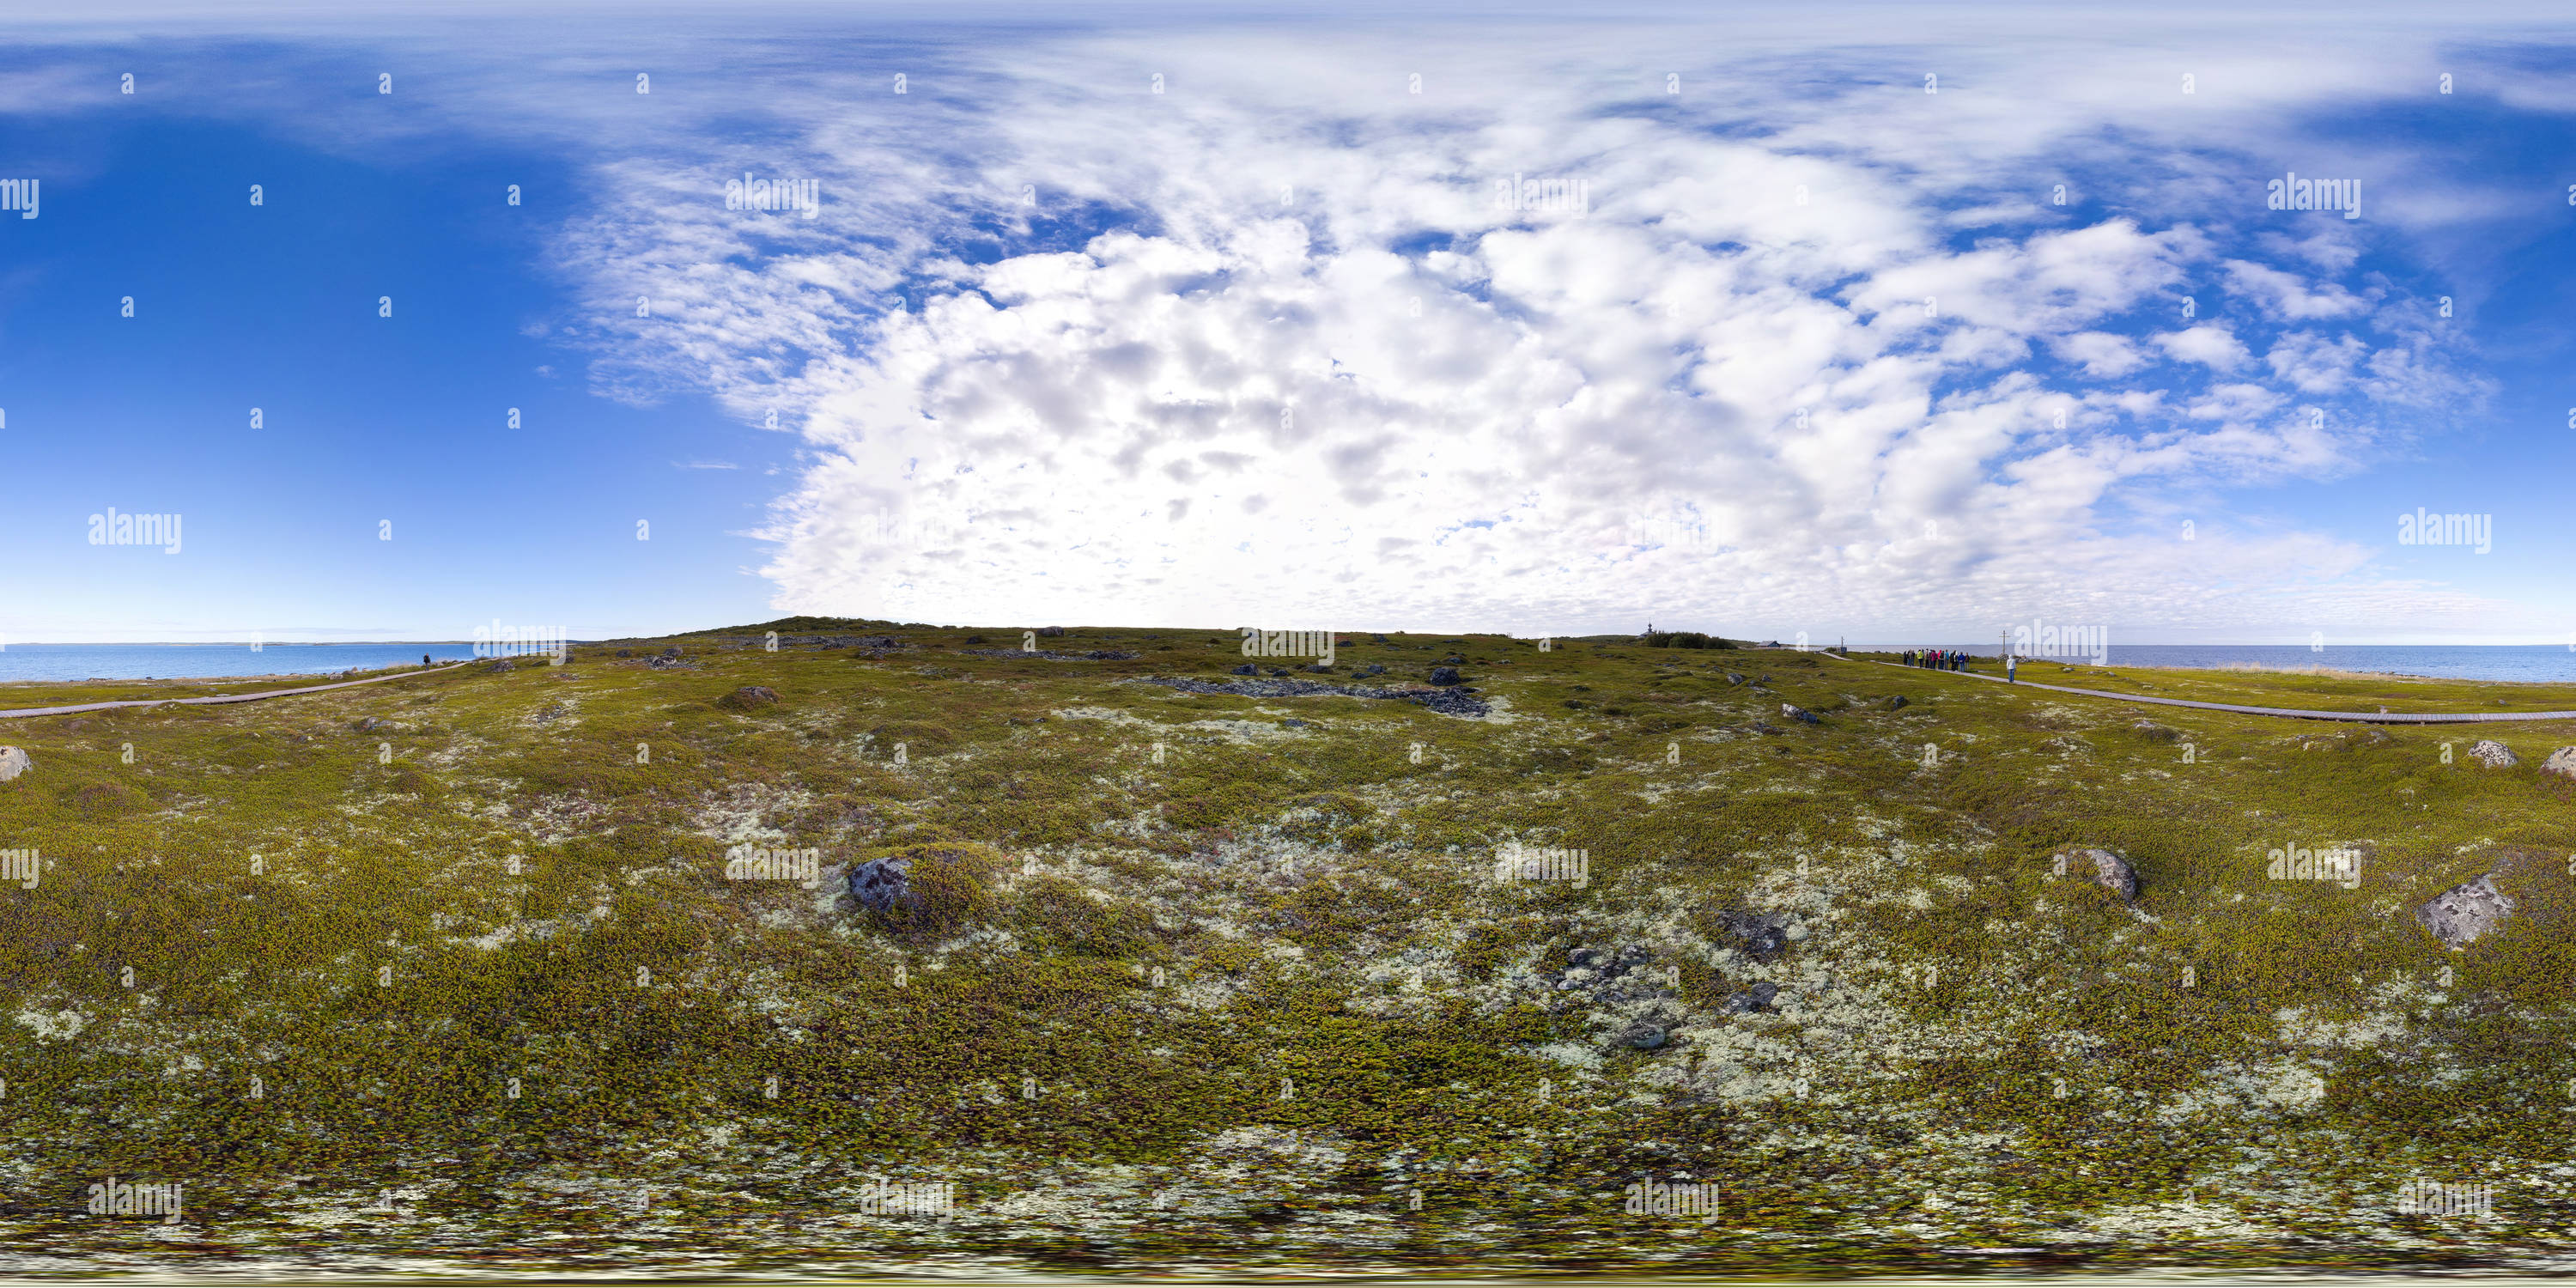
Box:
[3,625,2573,1274]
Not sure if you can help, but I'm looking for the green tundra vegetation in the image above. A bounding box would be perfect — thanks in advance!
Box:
[1,621,2572,1274]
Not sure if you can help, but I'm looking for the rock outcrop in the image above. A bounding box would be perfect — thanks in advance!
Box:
[2467,739,2518,769]
[2058,848,2138,902]
[2419,873,2513,950]
[0,746,31,782]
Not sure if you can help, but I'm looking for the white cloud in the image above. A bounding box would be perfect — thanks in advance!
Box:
[2154,325,2253,372]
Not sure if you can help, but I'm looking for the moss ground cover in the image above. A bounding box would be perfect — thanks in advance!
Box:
[3,623,2573,1273]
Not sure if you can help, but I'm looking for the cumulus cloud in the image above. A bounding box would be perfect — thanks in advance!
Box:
[501,15,2512,638]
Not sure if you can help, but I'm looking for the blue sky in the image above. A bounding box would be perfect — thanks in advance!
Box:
[2,2,2573,645]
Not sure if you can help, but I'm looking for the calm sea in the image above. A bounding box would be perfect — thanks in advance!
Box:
[1896,643,2576,683]
[0,643,485,684]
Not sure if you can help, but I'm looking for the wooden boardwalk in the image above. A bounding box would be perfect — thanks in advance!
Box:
[0,663,472,720]
[1827,653,2576,725]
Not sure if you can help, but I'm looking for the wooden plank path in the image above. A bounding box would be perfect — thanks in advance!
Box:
[1824,653,2576,725]
[0,663,473,720]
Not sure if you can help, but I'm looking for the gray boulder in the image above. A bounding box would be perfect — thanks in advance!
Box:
[1428,666,1462,687]
[1230,663,1257,676]
[1884,695,1909,711]
[1621,1022,1669,1050]
[2419,874,2512,951]
[1724,673,1746,686]
[1036,626,1066,637]
[2543,747,2576,781]
[1722,981,1780,1014]
[2467,739,2518,769]
[2059,847,2138,902]
[1782,703,1819,725]
[847,856,920,916]
[0,746,31,782]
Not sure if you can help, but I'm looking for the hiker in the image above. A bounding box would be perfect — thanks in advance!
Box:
[1953,653,1963,671]
[2007,653,2018,683]
[422,653,431,666]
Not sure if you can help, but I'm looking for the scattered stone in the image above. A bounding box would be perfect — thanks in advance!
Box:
[1750,722,1783,735]
[1622,1022,1669,1050]
[2131,720,2181,743]
[1303,664,1335,674]
[2058,847,2138,902]
[615,649,633,658]
[1361,664,1387,677]
[1429,666,1462,687]
[718,685,780,709]
[1724,673,1745,686]
[1781,703,1819,725]
[964,635,988,644]
[484,659,513,673]
[1036,626,1066,637]
[2467,739,2518,769]
[1230,664,1259,676]
[353,717,381,732]
[1442,653,1467,664]
[847,856,918,916]
[1722,982,1780,1015]
[1280,719,1309,728]
[1885,695,1909,711]
[0,746,32,782]
[2418,873,2513,951]
[1266,667,1290,677]
[1371,635,1389,644]
[661,647,682,659]
[1127,674,1490,718]
[2546,747,2576,781]
[1720,910,1789,957]
[1566,946,1599,967]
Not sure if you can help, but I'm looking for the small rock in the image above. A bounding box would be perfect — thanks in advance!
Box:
[1724,673,1745,686]
[1266,667,1290,677]
[1750,722,1783,735]
[353,717,381,732]
[1281,719,1309,728]
[2131,720,2180,743]
[2545,746,2576,781]
[1720,910,1789,957]
[964,635,988,644]
[0,746,32,782]
[661,646,682,659]
[484,659,513,673]
[1781,703,1819,725]
[1722,982,1780,1015]
[1442,653,1467,664]
[2467,739,2518,769]
[1372,635,1389,644]
[1885,696,1909,711]
[847,856,919,915]
[1429,666,1462,687]
[1230,664,1258,676]
[720,684,780,709]
[1303,663,1335,674]
[1566,946,1599,967]
[2418,873,2513,951]
[615,649,633,658]
[1622,1023,1669,1050]
[1361,664,1388,677]
[2058,847,2138,902]
[1036,626,1066,637]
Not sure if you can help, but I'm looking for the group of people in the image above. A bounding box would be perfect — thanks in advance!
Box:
[1904,648,1967,671]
